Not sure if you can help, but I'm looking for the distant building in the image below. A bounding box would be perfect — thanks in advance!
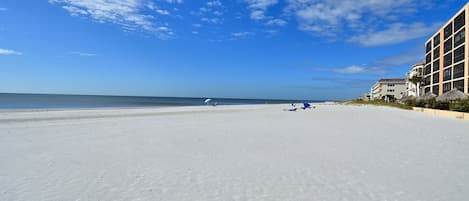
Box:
[423,2,468,96]
[371,78,407,102]
[406,62,425,97]
[357,92,371,101]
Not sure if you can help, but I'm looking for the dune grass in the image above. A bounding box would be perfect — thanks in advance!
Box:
[344,100,413,110]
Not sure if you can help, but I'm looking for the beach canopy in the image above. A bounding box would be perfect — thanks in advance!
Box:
[204,98,212,103]
[416,92,437,101]
[436,89,468,102]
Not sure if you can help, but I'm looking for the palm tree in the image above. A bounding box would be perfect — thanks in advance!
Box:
[409,76,423,97]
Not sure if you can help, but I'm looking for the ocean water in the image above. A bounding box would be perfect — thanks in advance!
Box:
[0,93,317,109]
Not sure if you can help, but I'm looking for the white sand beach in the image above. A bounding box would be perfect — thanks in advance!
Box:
[0,104,468,201]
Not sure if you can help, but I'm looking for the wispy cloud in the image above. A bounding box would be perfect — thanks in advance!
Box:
[49,0,176,39]
[313,46,425,75]
[310,77,376,88]
[348,22,443,46]
[265,19,287,26]
[155,9,170,15]
[245,0,278,20]
[286,0,424,35]
[283,0,443,45]
[333,65,367,74]
[244,0,287,26]
[375,47,424,66]
[231,32,254,38]
[206,1,222,7]
[166,0,183,3]
[70,51,96,57]
[0,7,7,11]
[331,65,389,75]
[201,17,223,24]
[0,48,22,55]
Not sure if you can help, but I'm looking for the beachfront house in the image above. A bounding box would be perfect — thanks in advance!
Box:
[357,93,371,101]
[371,78,407,102]
[406,62,425,97]
[422,2,469,96]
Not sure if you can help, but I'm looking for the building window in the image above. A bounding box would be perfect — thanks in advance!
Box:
[432,85,439,94]
[434,33,441,47]
[433,47,440,60]
[433,72,439,84]
[453,62,465,79]
[454,11,465,31]
[425,87,431,93]
[444,38,452,53]
[387,84,395,87]
[443,82,452,93]
[454,28,465,47]
[387,89,395,92]
[444,53,452,67]
[424,76,431,86]
[444,23,453,40]
[453,80,464,92]
[425,65,432,75]
[426,54,432,63]
[454,45,465,63]
[443,68,452,81]
[433,60,440,72]
[426,41,432,53]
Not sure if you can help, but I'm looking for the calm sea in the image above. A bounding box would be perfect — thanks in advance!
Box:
[0,93,319,110]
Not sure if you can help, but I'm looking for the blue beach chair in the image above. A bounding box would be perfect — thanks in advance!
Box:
[302,102,311,110]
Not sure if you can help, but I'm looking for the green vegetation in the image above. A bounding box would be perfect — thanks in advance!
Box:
[347,97,469,113]
[405,98,469,113]
[346,100,413,110]
[449,99,469,112]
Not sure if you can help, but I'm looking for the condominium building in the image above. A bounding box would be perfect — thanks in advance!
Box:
[423,2,468,95]
[371,78,407,101]
[406,61,425,97]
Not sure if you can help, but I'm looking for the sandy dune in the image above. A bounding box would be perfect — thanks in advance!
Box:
[0,104,468,201]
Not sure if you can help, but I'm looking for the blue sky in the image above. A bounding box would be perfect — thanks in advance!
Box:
[0,0,465,100]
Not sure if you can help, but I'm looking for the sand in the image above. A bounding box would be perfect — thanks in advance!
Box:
[0,104,468,201]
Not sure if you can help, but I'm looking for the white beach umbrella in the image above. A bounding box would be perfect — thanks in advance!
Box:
[204,98,212,104]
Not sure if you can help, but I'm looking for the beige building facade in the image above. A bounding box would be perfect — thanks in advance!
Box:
[423,2,468,96]
[371,78,407,101]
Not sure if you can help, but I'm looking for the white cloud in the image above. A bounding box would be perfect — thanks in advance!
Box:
[232,32,254,38]
[376,47,424,66]
[213,11,223,16]
[321,46,426,75]
[244,0,287,27]
[70,51,96,57]
[333,65,366,74]
[155,9,170,15]
[0,48,22,55]
[165,0,183,3]
[348,22,443,46]
[244,0,278,20]
[0,7,7,11]
[207,1,222,7]
[201,17,222,24]
[285,0,432,39]
[330,65,389,75]
[49,0,175,39]
[265,19,287,26]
